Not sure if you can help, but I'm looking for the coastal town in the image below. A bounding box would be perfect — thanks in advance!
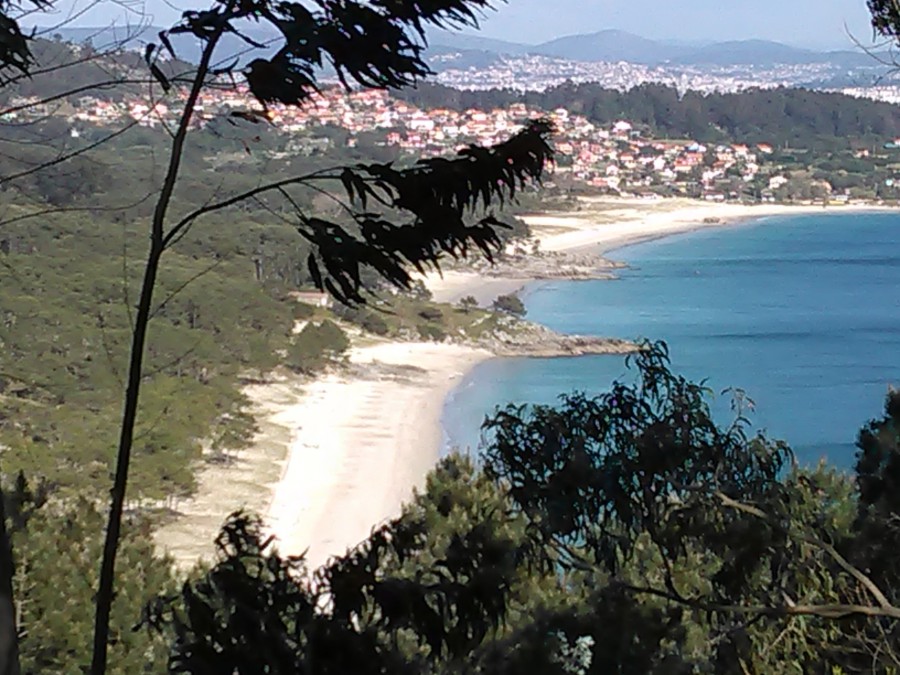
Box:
[6,83,895,203]
[431,51,900,100]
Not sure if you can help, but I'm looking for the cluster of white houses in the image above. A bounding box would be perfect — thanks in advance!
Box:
[3,85,812,200]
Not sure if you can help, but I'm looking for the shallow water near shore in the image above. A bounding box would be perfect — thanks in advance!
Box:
[442,211,900,469]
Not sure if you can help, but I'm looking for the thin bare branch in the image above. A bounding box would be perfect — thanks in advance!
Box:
[714,491,894,610]
[621,581,900,621]
[0,192,155,229]
[150,259,223,321]
[0,120,140,186]
[160,169,337,249]
[1,79,152,117]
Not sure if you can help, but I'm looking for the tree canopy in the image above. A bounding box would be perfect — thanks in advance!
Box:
[134,343,900,673]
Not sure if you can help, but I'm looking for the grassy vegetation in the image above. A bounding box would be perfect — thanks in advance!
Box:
[334,293,509,345]
[0,211,295,499]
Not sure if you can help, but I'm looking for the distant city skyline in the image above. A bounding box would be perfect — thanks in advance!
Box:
[32,0,880,51]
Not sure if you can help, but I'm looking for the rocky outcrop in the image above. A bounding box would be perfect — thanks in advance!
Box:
[475,318,638,358]
[512,334,638,357]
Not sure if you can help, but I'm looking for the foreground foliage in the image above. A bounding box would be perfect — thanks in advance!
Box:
[3,476,176,673]
[136,343,900,673]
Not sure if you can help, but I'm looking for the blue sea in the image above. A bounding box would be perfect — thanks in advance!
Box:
[441,212,900,469]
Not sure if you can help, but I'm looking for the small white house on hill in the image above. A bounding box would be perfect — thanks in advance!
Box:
[290,291,333,308]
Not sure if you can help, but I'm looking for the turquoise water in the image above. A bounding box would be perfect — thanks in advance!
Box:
[441,212,900,469]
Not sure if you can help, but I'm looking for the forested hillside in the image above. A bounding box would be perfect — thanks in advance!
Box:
[396,82,900,150]
[0,37,195,105]
[0,124,300,497]
[0,108,526,501]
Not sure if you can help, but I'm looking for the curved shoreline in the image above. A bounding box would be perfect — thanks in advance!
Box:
[155,198,894,569]
[265,342,493,570]
[155,342,495,568]
[426,199,891,305]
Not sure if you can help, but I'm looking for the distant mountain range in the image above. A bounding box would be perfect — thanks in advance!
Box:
[427,28,880,69]
[39,25,881,71]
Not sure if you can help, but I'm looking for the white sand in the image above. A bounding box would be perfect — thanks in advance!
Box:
[156,341,491,569]
[523,198,884,254]
[265,341,491,569]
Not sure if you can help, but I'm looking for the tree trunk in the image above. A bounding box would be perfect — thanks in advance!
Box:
[90,244,162,675]
[89,17,231,672]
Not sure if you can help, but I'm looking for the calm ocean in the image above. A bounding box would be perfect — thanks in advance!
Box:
[441,211,900,469]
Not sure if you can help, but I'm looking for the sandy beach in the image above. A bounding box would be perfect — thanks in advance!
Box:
[156,196,889,569]
[265,341,491,569]
[520,198,846,253]
[423,198,887,304]
[155,341,491,569]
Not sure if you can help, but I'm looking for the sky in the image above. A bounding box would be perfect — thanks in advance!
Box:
[38,0,880,50]
[472,0,877,49]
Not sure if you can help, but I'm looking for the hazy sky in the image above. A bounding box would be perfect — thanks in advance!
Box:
[43,0,879,50]
[474,0,876,49]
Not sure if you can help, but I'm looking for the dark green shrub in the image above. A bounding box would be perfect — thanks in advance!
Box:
[317,319,350,352]
[293,302,316,321]
[333,304,391,336]
[285,320,349,373]
[459,296,478,313]
[493,294,526,317]
[332,303,365,323]
[418,307,444,322]
[418,323,447,342]
[361,312,390,336]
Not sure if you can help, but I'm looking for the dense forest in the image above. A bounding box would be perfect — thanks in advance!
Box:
[395,82,900,150]
[9,342,900,672]
[1,119,303,498]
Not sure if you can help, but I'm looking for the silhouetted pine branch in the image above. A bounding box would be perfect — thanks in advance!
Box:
[164,118,553,304]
